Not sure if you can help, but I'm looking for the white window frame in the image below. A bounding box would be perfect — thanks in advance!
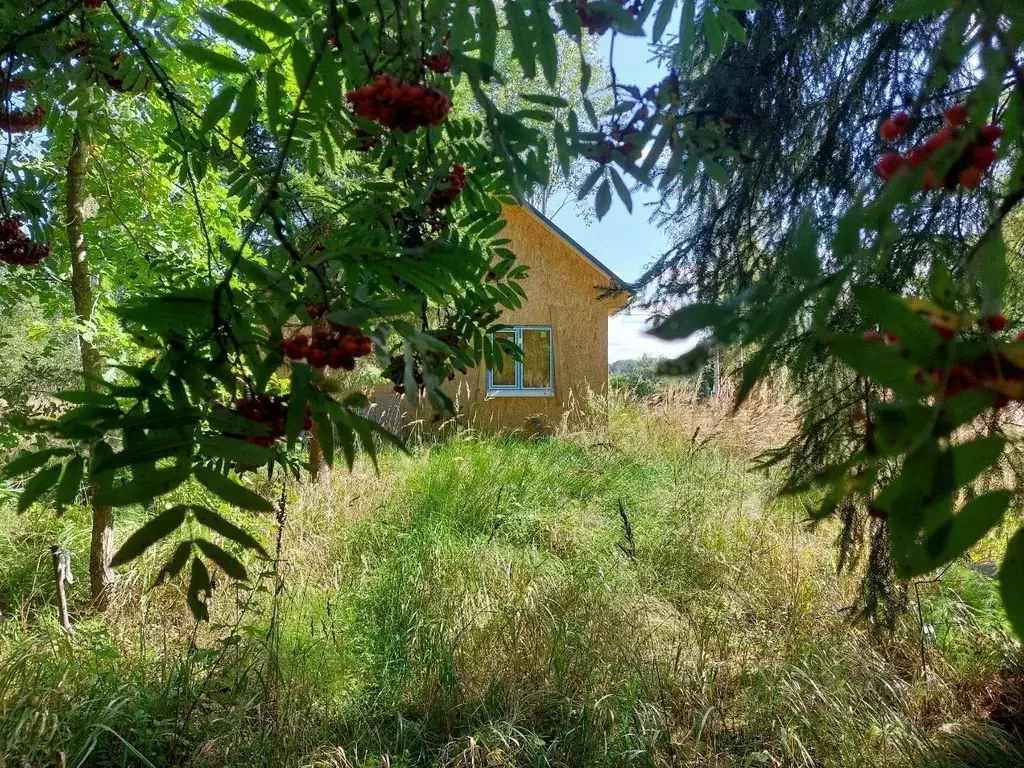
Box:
[487,326,555,397]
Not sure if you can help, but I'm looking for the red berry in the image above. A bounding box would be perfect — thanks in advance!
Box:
[307,348,327,368]
[863,329,883,342]
[931,322,956,340]
[84,0,104,8]
[892,112,911,128]
[924,125,954,152]
[971,144,997,170]
[921,169,940,191]
[944,103,968,127]
[875,151,904,181]
[908,146,932,166]
[958,166,983,189]
[879,119,904,142]
[1017,330,1024,342]
[985,314,1009,332]
[884,332,899,344]
[978,124,1003,145]
[425,51,451,74]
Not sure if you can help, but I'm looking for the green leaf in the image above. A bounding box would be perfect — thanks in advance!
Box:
[194,465,274,512]
[522,93,569,108]
[853,285,940,360]
[55,456,85,510]
[505,3,536,79]
[595,178,612,220]
[191,506,269,557]
[652,0,677,42]
[657,345,710,375]
[95,465,192,508]
[278,0,312,18]
[650,303,731,340]
[886,0,953,22]
[225,0,294,37]
[704,158,731,185]
[195,539,249,581]
[187,557,212,621]
[786,210,820,281]
[925,490,1011,567]
[207,409,271,437]
[3,448,70,479]
[929,261,957,310]
[111,505,189,567]
[722,0,761,8]
[823,333,929,398]
[529,0,558,86]
[155,540,193,586]
[286,364,311,449]
[1001,528,1024,640]
[578,165,605,199]
[177,43,247,74]
[95,435,195,472]
[679,0,696,60]
[478,0,498,70]
[976,233,1007,313]
[949,435,1005,488]
[290,38,312,88]
[199,435,274,465]
[313,406,334,469]
[201,86,237,133]
[230,77,259,138]
[702,10,724,57]
[610,168,632,213]
[17,464,62,514]
[199,10,272,54]
[717,10,747,43]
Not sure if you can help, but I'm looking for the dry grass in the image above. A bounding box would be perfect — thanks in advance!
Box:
[0,397,1021,767]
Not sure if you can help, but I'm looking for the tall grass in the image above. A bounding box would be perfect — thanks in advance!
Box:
[1,400,1021,767]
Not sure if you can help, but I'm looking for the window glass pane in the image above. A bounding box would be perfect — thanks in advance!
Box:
[491,330,517,386]
[522,328,552,389]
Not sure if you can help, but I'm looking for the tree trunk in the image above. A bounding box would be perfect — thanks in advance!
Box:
[308,422,324,483]
[67,126,114,607]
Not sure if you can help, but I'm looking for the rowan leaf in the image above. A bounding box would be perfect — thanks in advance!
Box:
[111,505,189,567]
[194,465,274,512]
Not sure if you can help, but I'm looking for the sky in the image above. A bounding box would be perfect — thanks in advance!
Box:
[541,21,691,364]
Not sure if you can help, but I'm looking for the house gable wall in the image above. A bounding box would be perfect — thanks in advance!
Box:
[448,205,626,431]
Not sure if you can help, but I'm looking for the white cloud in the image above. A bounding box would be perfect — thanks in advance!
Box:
[608,311,697,363]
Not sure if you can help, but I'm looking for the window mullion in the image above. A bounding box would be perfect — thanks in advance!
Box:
[516,327,523,389]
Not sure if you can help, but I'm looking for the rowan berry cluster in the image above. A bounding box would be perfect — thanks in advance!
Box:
[863,310,1024,408]
[281,324,373,371]
[425,51,451,74]
[0,216,50,266]
[586,125,641,164]
[346,74,450,132]
[1,106,46,134]
[0,72,29,93]
[876,104,1002,190]
[230,395,307,448]
[576,0,641,35]
[428,164,466,210]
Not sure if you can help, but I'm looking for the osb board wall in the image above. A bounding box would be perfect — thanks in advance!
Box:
[444,204,627,432]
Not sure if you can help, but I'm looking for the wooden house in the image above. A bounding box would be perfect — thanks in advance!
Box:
[373,203,630,432]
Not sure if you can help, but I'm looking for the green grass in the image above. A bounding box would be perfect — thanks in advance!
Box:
[1,405,1022,767]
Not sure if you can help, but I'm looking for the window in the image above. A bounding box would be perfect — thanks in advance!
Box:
[487,326,554,396]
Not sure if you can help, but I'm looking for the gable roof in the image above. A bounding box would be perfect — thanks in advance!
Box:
[521,201,633,293]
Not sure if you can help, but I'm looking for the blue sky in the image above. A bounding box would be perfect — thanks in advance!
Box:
[542,23,694,363]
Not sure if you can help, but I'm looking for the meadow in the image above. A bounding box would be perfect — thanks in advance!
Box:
[1,393,1022,767]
